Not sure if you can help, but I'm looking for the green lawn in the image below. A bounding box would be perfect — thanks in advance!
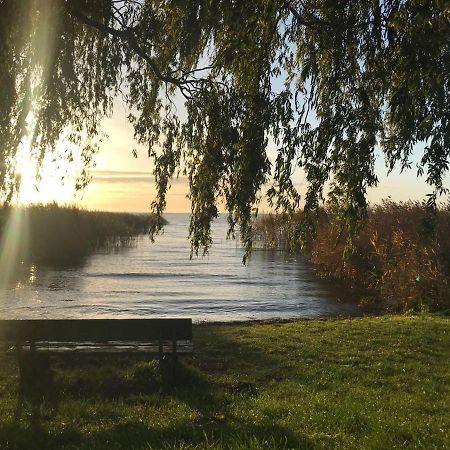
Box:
[0,315,449,449]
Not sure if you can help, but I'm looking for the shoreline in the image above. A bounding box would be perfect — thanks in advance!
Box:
[195,311,384,326]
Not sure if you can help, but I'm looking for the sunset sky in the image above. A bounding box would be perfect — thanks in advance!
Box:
[80,103,442,213]
[18,98,446,214]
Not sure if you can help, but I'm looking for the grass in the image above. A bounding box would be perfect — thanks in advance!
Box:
[0,203,164,266]
[253,200,450,311]
[0,314,448,449]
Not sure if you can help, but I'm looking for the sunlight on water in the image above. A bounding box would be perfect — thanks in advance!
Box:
[0,214,366,321]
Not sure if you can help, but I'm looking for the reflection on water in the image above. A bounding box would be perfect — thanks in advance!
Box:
[0,214,367,321]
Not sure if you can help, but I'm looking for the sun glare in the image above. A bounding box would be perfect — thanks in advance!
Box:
[15,137,81,206]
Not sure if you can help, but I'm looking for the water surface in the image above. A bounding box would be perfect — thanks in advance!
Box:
[0,214,364,321]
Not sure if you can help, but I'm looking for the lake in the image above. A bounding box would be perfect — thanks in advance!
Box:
[0,213,365,322]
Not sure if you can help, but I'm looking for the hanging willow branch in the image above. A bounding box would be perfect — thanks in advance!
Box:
[0,0,449,259]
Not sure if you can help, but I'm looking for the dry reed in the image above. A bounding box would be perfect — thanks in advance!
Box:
[253,200,450,311]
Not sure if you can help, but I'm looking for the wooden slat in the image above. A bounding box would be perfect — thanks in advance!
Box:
[13,341,193,354]
[0,319,192,342]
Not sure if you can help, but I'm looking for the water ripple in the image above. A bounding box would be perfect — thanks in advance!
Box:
[0,214,363,321]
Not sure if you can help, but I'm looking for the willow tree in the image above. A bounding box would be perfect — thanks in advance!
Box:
[1,0,449,257]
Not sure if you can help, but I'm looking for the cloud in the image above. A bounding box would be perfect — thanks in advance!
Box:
[90,170,188,185]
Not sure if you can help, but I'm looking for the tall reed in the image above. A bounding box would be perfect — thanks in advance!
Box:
[253,200,450,311]
[0,203,163,266]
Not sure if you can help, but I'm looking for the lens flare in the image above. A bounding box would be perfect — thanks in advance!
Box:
[0,207,30,289]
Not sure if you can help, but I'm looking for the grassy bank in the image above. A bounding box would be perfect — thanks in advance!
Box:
[0,315,448,449]
[253,201,450,312]
[0,204,163,266]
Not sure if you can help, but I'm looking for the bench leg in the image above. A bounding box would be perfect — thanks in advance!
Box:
[28,341,42,425]
[16,342,23,382]
[14,342,24,422]
[172,334,178,387]
[159,336,178,390]
[158,336,163,366]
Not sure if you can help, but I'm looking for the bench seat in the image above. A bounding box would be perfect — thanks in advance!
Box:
[0,319,193,383]
[0,319,192,345]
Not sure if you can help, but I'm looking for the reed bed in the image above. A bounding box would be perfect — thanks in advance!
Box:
[0,204,163,266]
[253,200,450,311]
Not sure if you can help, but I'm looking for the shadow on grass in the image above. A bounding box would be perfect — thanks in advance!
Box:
[13,352,58,426]
[0,421,312,450]
[2,327,314,449]
[191,323,293,383]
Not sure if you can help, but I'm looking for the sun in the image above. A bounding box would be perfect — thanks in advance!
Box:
[15,137,82,206]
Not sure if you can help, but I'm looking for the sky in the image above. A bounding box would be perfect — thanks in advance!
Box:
[78,102,192,213]
[17,97,446,214]
[78,102,442,213]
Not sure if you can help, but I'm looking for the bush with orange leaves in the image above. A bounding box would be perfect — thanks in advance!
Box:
[253,200,450,311]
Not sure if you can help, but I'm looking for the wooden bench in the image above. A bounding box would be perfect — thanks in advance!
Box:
[0,319,192,382]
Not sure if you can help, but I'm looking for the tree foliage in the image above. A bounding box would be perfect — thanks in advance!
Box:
[1,0,449,257]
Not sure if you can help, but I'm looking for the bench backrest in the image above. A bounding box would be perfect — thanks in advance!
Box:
[0,319,192,342]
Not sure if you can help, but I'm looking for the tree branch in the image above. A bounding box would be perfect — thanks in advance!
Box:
[64,2,197,89]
